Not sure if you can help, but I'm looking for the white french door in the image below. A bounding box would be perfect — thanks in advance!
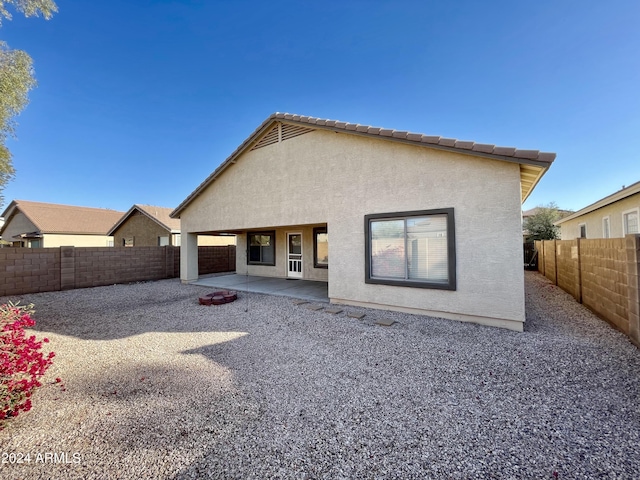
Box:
[287,233,303,278]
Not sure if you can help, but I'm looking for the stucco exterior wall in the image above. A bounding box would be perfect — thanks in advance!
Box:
[1,212,38,244]
[179,128,525,329]
[559,193,640,240]
[42,234,114,248]
[113,211,173,246]
[198,235,237,246]
[235,226,328,282]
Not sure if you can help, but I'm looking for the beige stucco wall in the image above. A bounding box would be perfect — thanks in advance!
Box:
[235,225,328,282]
[198,235,237,246]
[559,193,640,240]
[1,212,38,244]
[179,127,525,329]
[42,234,115,247]
[113,211,174,246]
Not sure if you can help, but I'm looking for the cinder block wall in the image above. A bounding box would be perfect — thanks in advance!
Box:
[72,247,173,289]
[198,246,236,274]
[536,236,639,346]
[580,238,629,333]
[556,239,580,301]
[544,239,557,284]
[0,248,61,296]
[0,246,236,297]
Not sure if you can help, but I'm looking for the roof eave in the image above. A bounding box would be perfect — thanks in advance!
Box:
[555,180,640,225]
[171,113,556,217]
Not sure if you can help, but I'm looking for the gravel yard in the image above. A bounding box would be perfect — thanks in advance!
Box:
[1,271,638,479]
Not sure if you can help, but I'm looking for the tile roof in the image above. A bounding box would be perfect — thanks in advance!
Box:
[108,205,181,235]
[0,200,124,235]
[172,113,556,217]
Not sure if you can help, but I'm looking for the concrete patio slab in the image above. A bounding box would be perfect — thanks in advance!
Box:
[193,274,329,303]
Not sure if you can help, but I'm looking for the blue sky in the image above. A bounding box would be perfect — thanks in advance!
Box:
[1,0,639,214]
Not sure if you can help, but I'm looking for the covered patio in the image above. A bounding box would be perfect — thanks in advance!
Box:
[193,273,329,303]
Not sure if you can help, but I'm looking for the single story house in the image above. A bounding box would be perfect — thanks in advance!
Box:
[555,181,640,240]
[0,200,124,248]
[171,113,555,331]
[108,204,236,247]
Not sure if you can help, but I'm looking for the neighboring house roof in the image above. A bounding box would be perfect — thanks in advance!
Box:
[171,113,556,218]
[0,200,124,236]
[108,204,181,236]
[554,180,640,226]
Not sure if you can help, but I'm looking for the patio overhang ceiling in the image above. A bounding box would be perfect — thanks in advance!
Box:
[171,113,555,217]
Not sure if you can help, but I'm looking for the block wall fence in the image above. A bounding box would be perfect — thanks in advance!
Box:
[0,245,236,297]
[535,236,640,347]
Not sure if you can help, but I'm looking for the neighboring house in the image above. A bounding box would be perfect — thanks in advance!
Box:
[0,200,124,248]
[555,181,640,240]
[0,217,8,247]
[109,205,182,247]
[108,204,236,247]
[171,113,554,331]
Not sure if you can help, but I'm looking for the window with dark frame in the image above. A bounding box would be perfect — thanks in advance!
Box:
[313,227,328,268]
[247,231,276,266]
[364,208,456,290]
[579,224,587,238]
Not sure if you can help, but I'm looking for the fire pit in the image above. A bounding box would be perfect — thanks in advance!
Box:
[198,290,238,305]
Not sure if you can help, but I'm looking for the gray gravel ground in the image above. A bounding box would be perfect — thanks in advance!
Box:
[0,271,638,479]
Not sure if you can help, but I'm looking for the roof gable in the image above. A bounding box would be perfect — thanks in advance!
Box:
[0,200,124,236]
[108,205,180,235]
[171,113,556,217]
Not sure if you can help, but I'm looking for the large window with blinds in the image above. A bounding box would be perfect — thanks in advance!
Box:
[364,208,456,290]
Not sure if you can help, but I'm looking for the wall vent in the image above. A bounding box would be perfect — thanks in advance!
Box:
[250,124,279,150]
[250,122,314,151]
[281,123,313,141]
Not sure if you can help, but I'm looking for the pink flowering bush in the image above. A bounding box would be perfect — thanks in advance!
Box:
[0,302,54,428]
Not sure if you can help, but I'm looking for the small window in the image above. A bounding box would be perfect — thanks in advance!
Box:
[579,223,587,239]
[123,237,134,247]
[158,236,170,246]
[602,217,610,239]
[247,231,276,266]
[623,209,639,235]
[365,208,456,290]
[313,227,328,268]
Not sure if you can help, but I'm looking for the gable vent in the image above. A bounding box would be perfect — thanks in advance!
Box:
[281,123,313,141]
[251,124,279,150]
[250,122,314,151]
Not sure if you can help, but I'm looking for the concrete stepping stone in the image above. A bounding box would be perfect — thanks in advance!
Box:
[293,299,309,305]
[324,308,343,314]
[347,312,366,320]
[305,305,323,311]
[375,318,396,327]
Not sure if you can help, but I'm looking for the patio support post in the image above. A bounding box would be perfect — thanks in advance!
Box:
[180,232,199,283]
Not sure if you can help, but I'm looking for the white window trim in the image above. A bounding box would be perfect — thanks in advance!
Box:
[578,223,587,239]
[622,208,640,235]
[602,216,610,239]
